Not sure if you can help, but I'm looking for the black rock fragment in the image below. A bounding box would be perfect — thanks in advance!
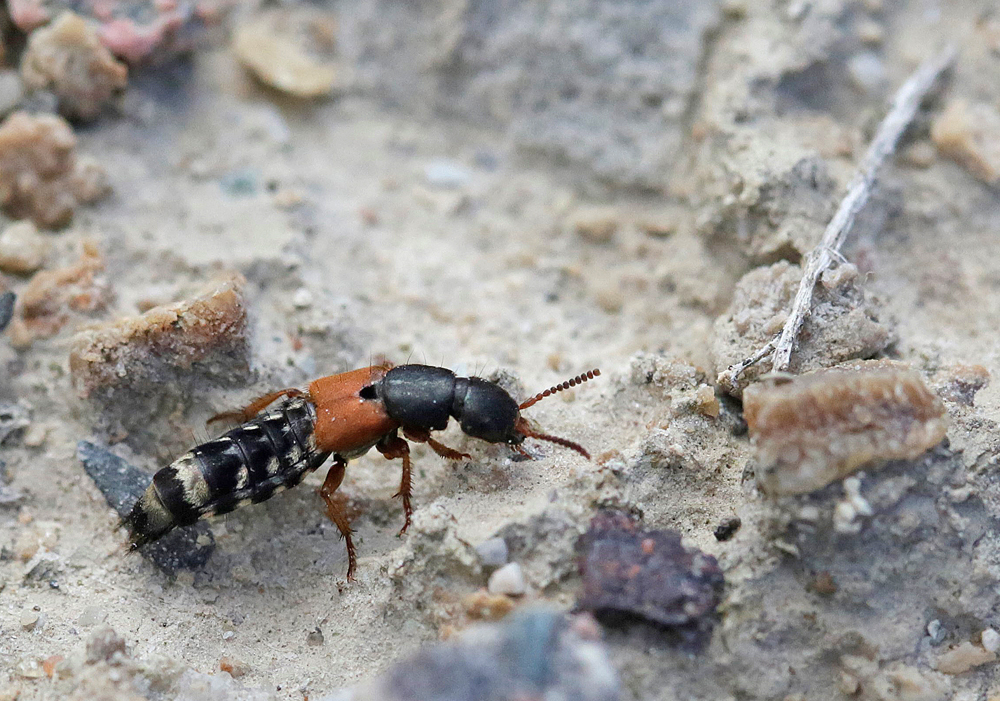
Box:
[577,510,724,648]
[714,516,742,542]
[77,440,214,572]
[0,291,14,333]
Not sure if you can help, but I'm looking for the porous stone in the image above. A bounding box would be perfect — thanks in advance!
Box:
[713,260,892,396]
[745,360,948,495]
[0,111,110,227]
[69,274,249,400]
[20,11,128,121]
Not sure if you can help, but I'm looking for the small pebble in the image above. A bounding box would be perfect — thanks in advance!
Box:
[856,18,884,45]
[16,658,44,678]
[22,423,47,447]
[487,562,527,596]
[847,52,887,94]
[78,605,106,627]
[713,517,741,542]
[932,99,1000,185]
[20,610,40,630]
[41,655,63,678]
[0,70,23,116]
[593,282,624,314]
[927,619,945,645]
[900,141,937,169]
[424,160,471,188]
[0,220,48,274]
[572,207,618,244]
[462,590,516,621]
[475,537,509,569]
[982,628,1000,653]
[0,291,15,332]
[293,287,314,309]
[220,656,250,677]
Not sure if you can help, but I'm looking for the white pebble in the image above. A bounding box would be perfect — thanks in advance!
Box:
[982,628,1000,653]
[0,220,48,274]
[20,610,39,630]
[424,160,470,188]
[293,288,313,309]
[487,562,526,596]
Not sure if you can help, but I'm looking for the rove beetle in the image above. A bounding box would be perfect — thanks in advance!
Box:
[123,363,600,579]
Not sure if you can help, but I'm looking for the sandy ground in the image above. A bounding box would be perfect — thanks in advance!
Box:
[3,1,1000,699]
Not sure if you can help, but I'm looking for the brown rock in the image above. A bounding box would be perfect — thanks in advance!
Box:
[0,111,110,227]
[462,590,516,622]
[935,642,997,675]
[932,100,1000,185]
[572,206,618,244]
[21,11,128,121]
[69,274,249,398]
[219,656,250,678]
[745,360,949,495]
[85,625,126,663]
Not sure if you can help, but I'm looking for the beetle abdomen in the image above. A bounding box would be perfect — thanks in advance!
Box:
[124,397,331,548]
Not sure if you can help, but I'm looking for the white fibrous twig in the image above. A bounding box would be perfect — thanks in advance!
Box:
[718,46,956,389]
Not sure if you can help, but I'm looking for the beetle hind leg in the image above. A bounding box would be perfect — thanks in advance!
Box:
[318,457,357,581]
[377,434,414,536]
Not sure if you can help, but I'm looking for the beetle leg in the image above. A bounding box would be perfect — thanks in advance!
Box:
[376,433,414,536]
[402,427,471,461]
[318,456,357,581]
[208,388,306,426]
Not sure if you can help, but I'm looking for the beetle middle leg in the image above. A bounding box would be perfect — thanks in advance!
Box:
[318,456,357,581]
[376,433,414,535]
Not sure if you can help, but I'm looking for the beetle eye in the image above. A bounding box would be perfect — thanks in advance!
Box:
[359,385,378,400]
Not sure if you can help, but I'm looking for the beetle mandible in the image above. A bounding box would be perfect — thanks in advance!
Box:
[123,363,600,579]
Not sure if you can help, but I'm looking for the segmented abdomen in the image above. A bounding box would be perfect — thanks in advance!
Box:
[124,397,330,548]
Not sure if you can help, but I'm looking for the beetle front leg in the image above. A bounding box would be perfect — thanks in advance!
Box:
[318,456,357,581]
[402,427,471,461]
[376,433,413,536]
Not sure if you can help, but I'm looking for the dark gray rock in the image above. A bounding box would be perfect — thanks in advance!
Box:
[77,440,214,572]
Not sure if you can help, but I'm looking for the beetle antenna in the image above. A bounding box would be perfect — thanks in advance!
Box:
[515,418,591,459]
[519,369,600,410]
